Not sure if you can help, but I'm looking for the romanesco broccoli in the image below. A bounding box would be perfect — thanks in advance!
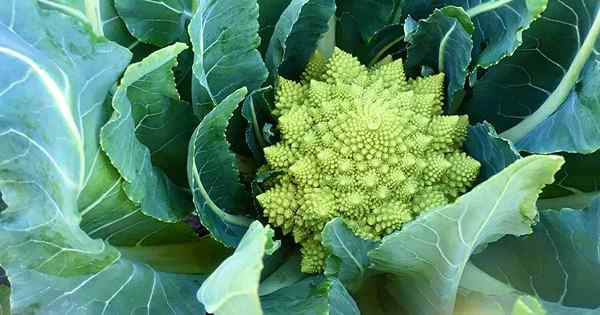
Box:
[256,48,480,273]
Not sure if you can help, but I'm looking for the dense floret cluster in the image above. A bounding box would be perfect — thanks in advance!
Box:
[256,48,480,273]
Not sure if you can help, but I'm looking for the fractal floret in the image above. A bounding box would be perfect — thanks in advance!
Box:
[256,48,480,273]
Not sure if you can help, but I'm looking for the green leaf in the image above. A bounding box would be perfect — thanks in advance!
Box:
[472,197,600,313]
[114,0,194,46]
[321,218,377,293]
[464,122,521,183]
[466,1,600,153]
[258,0,292,54]
[334,0,407,66]
[101,43,194,222]
[261,276,360,315]
[265,0,336,81]
[514,56,600,154]
[189,0,268,118]
[400,0,548,68]
[538,151,600,208]
[0,1,225,313]
[405,6,474,113]
[368,155,564,315]
[0,270,8,315]
[37,0,156,60]
[242,86,275,162]
[197,221,279,315]
[258,253,306,296]
[187,88,255,246]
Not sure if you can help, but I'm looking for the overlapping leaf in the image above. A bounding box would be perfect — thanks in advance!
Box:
[114,0,194,46]
[101,43,195,222]
[265,0,336,81]
[189,0,268,118]
[37,0,155,60]
[321,218,377,293]
[197,221,278,315]
[187,88,255,246]
[472,197,600,314]
[0,1,226,313]
[401,0,548,68]
[369,155,564,315]
[464,122,521,182]
[466,0,600,154]
[405,6,474,112]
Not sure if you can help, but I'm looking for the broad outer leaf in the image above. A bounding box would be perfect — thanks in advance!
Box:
[321,218,377,293]
[466,0,600,152]
[187,88,255,246]
[472,197,600,313]
[114,0,194,46]
[189,0,268,118]
[265,0,336,81]
[405,6,474,113]
[369,155,564,315]
[101,43,194,222]
[197,221,278,315]
[464,122,521,183]
[0,1,223,313]
[37,0,155,61]
[400,0,548,68]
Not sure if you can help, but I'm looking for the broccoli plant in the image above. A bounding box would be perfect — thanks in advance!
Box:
[257,48,480,272]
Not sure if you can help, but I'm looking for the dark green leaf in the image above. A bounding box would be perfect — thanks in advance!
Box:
[514,56,600,154]
[261,276,359,315]
[114,0,194,46]
[189,0,268,118]
[472,197,600,313]
[242,86,275,162]
[401,0,548,68]
[464,122,521,183]
[466,0,600,154]
[265,0,336,81]
[405,6,474,113]
[187,88,255,246]
[538,151,600,208]
[321,218,377,293]
[335,0,404,65]
[0,270,8,315]
[369,155,564,315]
[258,0,292,54]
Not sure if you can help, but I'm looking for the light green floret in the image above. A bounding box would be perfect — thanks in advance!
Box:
[256,48,480,273]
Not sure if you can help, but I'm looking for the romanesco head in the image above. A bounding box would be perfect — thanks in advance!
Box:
[256,48,480,273]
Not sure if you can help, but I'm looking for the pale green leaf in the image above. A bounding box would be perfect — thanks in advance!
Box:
[197,221,278,315]
[369,155,564,315]
[101,43,194,222]
[0,1,225,313]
